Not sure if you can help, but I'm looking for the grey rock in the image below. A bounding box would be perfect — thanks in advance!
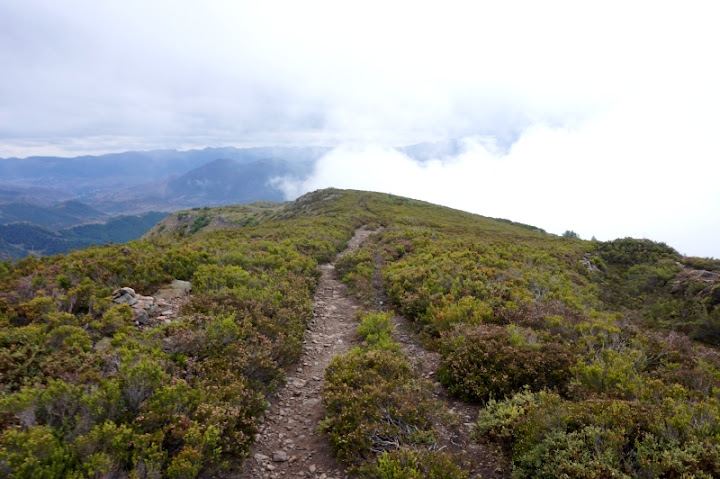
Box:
[154,288,184,301]
[272,451,288,462]
[112,293,138,306]
[112,287,136,299]
[133,309,150,325]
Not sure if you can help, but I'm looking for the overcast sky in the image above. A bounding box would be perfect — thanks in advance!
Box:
[1,1,719,257]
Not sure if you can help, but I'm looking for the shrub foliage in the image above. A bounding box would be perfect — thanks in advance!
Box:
[2,189,720,478]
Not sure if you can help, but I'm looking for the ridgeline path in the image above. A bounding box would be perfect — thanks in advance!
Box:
[241,226,375,479]
[241,225,508,478]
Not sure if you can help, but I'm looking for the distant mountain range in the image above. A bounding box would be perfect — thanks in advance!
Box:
[0,141,475,258]
[91,157,314,213]
[0,146,329,208]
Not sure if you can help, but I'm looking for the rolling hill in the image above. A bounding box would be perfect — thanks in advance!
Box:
[0,211,167,259]
[1,189,719,478]
[0,200,106,229]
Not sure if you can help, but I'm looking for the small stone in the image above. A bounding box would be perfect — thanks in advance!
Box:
[312,376,321,381]
[309,464,317,473]
[273,451,288,462]
[293,379,308,388]
[133,309,150,325]
[266,463,276,471]
[254,453,270,462]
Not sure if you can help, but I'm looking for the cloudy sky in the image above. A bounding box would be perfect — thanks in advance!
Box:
[1,1,719,257]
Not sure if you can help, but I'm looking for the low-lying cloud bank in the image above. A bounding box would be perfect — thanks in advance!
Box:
[274,103,720,259]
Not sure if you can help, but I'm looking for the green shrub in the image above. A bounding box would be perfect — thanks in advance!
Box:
[322,346,440,468]
[474,389,720,479]
[372,448,469,479]
[357,311,399,352]
[189,213,212,234]
[0,425,72,479]
[322,348,435,464]
[513,425,629,479]
[437,324,576,402]
[597,238,679,267]
[91,303,133,336]
[428,295,493,333]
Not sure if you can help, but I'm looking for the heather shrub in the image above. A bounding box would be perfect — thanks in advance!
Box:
[474,390,720,478]
[336,248,376,305]
[91,303,133,336]
[321,347,438,465]
[372,448,469,479]
[0,425,72,478]
[425,294,492,335]
[437,324,576,402]
[357,311,399,351]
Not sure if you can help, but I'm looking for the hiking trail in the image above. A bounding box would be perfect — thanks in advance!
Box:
[241,227,374,478]
[241,225,508,478]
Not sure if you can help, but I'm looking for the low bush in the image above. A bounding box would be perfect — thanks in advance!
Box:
[320,312,468,475]
[371,448,469,479]
[321,347,438,466]
[474,389,720,478]
[437,324,576,402]
[357,311,399,352]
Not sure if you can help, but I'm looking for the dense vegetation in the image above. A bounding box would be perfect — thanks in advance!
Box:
[334,193,720,478]
[0,190,368,478]
[2,188,719,478]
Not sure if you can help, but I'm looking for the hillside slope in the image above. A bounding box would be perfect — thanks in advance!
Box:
[0,201,106,229]
[0,211,168,259]
[1,189,719,478]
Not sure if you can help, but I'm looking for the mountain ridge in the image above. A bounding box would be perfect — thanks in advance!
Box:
[1,189,719,478]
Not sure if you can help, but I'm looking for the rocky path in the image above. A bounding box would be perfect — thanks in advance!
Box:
[241,227,375,479]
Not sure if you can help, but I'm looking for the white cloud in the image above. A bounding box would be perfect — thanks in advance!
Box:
[276,95,720,258]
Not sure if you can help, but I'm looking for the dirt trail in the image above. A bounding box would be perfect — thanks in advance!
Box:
[241,227,375,479]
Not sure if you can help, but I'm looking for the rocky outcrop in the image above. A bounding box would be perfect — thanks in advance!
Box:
[112,287,138,306]
[112,280,192,327]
